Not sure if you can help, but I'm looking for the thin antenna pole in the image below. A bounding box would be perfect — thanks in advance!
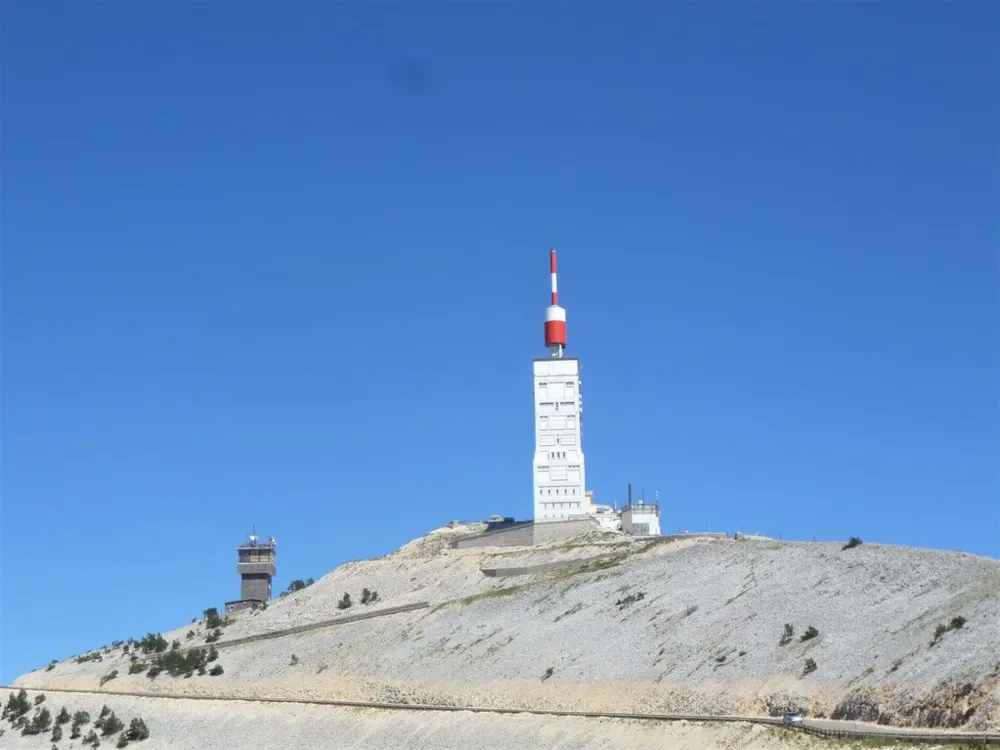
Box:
[550,250,558,306]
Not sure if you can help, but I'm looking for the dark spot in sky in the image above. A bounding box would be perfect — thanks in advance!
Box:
[387,58,436,96]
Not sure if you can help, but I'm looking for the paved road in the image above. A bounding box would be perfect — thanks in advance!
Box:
[794,716,998,744]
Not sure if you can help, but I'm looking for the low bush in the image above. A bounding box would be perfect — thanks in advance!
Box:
[804,658,817,675]
[779,623,794,646]
[209,664,224,676]
[3,689,31,720]
[71,710,91,729]
[204,608,224,630]
[207,647,219,662]
[83,728,99,746]
[126,717,149,741]
[150,646,209,677]
[128,662,148,675]
[800,626,819,642]
[100,670,119,686]
[138,634,168,654]
[34,694,46,705]
[205,628,222,643]
[117,732,130,747]
[51,724,63,742]
[290,654,299,665]
[186,630,196,640]
[541,666,554,681]
[614,591,646,610]
[57,707,71,724]
[931,616,967,646]
[98,710,124,736]
[75,652,103,664]
[146,665,163,679]
[21,707,52,736]
[337,593,352,610]
[842,537,863,550]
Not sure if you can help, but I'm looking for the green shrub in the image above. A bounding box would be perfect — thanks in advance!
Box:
[804,658,817,674]
[186,630,196,640]
[138,634,168,654]
[209,664,224,676]
[337,592,352,609]
[171,640,180,651]
[207,646,219,662]
[35,694,46,705]
[950,616,966,630]
[932,623,948,645]
[116,732,130,747]
[290,654,299,665]
[71,709,91,729]
[83,728,99,746]
[842,537,863,550]
[361,588,372,604]
[800,626,819,642]
[287,580,307,593]
[614,591,646,610]
[205,628,221,643]
[57,707,71,724]
[204,607,223,629]
[100,670,119,686]
[128,662,148,675]
[126,717,149,741]
[146,665,163,679]
[51,724,63,742]
[149,646,208,677]
[541,666,554,681]
[100,711,124,736]
[22,707,52,736]
[3,689,31,720]
[780,623,794,646]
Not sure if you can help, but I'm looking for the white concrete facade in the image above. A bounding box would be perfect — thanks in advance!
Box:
[621,505,661,536]
[532,357,587,522]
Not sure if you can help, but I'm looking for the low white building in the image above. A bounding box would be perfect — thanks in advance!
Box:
[621,503,661,536]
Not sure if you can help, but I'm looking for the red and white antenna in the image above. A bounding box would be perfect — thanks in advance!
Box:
[544,249,567,358]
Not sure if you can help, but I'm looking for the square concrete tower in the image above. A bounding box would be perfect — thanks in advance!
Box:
[236,534,276,603]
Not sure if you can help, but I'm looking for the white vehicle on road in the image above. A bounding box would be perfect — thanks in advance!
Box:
[782,711,804,725]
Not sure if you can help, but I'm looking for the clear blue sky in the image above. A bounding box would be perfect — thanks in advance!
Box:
[2,3,997,684]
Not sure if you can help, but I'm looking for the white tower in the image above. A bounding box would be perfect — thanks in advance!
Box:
[533,250,587,522]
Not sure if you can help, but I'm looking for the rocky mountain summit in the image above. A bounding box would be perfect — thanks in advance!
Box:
[9,527,999,748]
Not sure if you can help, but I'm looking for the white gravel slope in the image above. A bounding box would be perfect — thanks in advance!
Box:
[13,527,1000,736]
[0,690,952,750]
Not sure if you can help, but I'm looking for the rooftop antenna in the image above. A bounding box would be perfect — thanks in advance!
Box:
[543,249,567,358]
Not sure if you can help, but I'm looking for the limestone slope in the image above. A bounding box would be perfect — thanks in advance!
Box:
[14,527,1000,731]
